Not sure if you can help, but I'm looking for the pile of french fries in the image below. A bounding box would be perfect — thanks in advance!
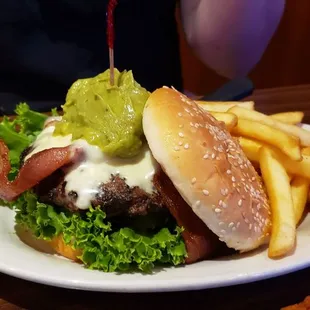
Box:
[197,100,310,258]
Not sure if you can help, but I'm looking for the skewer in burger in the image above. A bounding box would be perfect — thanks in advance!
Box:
[0,69,271,272]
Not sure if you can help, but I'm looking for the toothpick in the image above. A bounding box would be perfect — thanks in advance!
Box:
[109,47,115,86]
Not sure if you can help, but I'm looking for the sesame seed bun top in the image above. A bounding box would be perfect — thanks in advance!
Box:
[142,87,271,252]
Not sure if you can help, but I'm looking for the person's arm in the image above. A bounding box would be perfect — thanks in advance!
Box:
[180,0,285,79]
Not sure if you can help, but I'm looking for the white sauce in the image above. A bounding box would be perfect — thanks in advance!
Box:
[26,119,158,210]
[25,125,72,161]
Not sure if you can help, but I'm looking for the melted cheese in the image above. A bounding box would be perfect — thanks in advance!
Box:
[26,119,158,210]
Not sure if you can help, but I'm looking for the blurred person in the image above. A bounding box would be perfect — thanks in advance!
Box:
[0,0,285,110]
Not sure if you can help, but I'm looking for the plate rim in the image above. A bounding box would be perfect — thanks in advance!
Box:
[1,245,310,293]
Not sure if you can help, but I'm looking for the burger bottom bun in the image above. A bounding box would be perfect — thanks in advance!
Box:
[16,225,81,262]
[49,235,82,262]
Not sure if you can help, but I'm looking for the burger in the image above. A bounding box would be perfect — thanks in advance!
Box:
[0,69,271,272]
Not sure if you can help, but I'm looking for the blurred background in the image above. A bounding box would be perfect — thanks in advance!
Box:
[177,0,310,95]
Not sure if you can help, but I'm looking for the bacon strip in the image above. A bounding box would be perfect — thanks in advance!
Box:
[0,140,81,201]
[153,169,224,264]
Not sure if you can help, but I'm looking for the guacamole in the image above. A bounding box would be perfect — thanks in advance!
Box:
[54,69,150,158]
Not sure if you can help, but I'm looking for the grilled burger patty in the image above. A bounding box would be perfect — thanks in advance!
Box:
[34,170,173,233]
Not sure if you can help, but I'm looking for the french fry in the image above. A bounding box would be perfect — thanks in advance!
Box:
[197,101,254,113]
[271,111,304,125]
[239,139,310,179]
[209,112,238,131]
[238,137,263,163]
[237,138,310,180]
[229,106,310,147]
[302,147,310,156]
[275,152,310,179]
[259,147,296,258]
[291,176,310,225]
[232,119,301,161]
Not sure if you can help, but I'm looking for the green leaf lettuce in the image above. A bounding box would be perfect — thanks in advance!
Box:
[14,191,187,272]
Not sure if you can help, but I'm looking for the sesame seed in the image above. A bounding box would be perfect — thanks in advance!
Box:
[220,230,226,234]
[214,208,222,213]
[226,170,232,175]
[222,202,227,208]
[249,224,252,230]
[174,146,180,151]
[193,200,201,208]
[191,178,197,184]
[257,203,261,210]
[237,222,241,228]
[203,154,209,159]
[178,112,182,117]
[179,124,184,128]
[219,200,222,206]
[219,222,225,226]
[216,156,220,160]
[221,189,227,196]
[178,141,183,146]
[228,222,234,228]
[252,177,256,181]
[232,176,236,182]
[179,132,184,138]
[238,199,242,207]
[211,153,215,159]
[184,143,189,149]
[190,122,194,127]
[203,189,209,196]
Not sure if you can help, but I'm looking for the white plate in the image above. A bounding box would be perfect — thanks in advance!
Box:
[0,124,310,293]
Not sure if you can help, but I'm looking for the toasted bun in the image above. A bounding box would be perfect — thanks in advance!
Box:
[142,87,271,252]
[16,225,81,262]
[49,235,82,262]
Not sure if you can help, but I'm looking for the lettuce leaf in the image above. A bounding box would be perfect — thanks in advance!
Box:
[0,103,48,179]
[14,191,187,272]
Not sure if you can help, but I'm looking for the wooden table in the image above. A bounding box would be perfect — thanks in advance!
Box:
[1,84,310,310]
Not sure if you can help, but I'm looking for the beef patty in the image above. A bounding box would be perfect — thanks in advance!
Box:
[35,170,173,233]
